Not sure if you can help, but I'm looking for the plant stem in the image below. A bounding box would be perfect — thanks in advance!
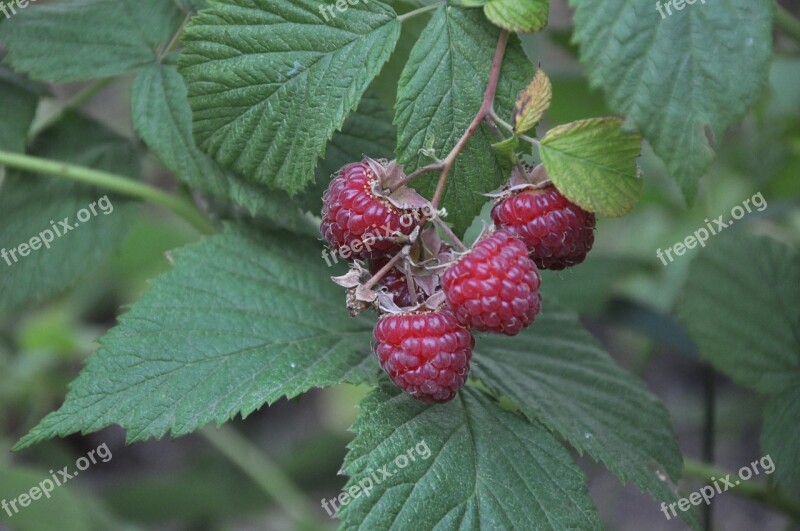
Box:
[432,217,468,251]
[28,78,114,141]
[0,150,215,235]
[701,365,716,530]
[201,425,322,529]
[775,3,800,44]
[430,30,510,209]
[683,458,800,520]
[364,249,405,289]
[488,108,515,135]
[397,2,442,23]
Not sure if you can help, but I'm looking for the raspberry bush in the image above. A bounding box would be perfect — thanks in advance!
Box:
[1,0,799,529]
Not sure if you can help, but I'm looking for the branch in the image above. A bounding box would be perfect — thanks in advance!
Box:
[0,150,215,235]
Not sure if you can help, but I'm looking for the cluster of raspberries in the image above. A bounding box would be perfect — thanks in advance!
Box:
[321,159,595,404]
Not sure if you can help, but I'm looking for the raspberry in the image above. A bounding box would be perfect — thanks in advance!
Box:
[369,258,419,308]
[491,187,595,270]
[321,161,416,260]
[442,230,541,336]
[373,309,474,403]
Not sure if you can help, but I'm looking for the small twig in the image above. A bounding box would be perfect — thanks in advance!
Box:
[430,30,510,209]
[364,249,406,289]
[397,2,442,23]
[432,217,468,251]
[28,78,114,141]
[389,161,445,192]
[489,108,515,135]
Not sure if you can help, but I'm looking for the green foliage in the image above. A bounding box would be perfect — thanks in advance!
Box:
[178,0,401,193]
[0,0,184,82]
[679,234,800,492]
[484,0,549,33]
[15,226,376,449]
[340,385,600,529]
[395,5,531,235]
[0,463,91,531]
[0,115,139,311]
[0,64,44,152]
[570,0,774,200]
[471,303,695,526]
[540,118,643,216]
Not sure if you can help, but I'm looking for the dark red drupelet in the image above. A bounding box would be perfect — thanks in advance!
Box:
[373,309,474,403]
[491,187,595,270]
[442,230,541,336]
[321,162,415,260]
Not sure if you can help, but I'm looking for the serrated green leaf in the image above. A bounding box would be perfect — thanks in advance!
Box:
[298,89,397,215]
[762,389,800,493]
[540,117,643,216]
[0,64,44,152]
[395,6,532,235]
[0,0,184,82]
[0,463,91,531]
[513,68,552,134]
[677,235,800,394]
[131,62,310,232]
[570,0,773,200]
[339,385,600,530]
[484,0,549,33]
[15,226,376,449]
[0,114,140,312]
[470,302,698,529]
[178,0,401,193]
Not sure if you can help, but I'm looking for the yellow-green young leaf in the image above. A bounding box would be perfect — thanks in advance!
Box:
[484,0,549,33]
[491,135,520,156]
[513,68,552,134]
[540,117,643,216]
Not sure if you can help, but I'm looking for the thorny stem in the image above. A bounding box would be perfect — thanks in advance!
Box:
[0,150,215,235]
[430,30,510,209]
[368,31,510,288]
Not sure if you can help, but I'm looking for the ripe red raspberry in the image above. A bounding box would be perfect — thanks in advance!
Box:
[373,309,474,403]
[442,230,541,336]
[491,187,595,270]
[321,161,416,260]
[369,258,419,308]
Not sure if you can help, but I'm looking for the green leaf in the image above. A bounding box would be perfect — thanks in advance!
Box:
[484,0,549,33]
[762,389,800,493]
[470,302,698,529]
[298,88,397,215]
[677,235,800,394]
[15,226,376,449]
[540,117,643,216]
[0,114,140,312]
[131,62,311,232]
[178,0,401,193]
[491,135,519,157]
[339,385,600,530]
[395,6,532,235]
[569,0,774,200]
[0,64,45,153]
[0,463,91,531]
[0,0,184,82]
